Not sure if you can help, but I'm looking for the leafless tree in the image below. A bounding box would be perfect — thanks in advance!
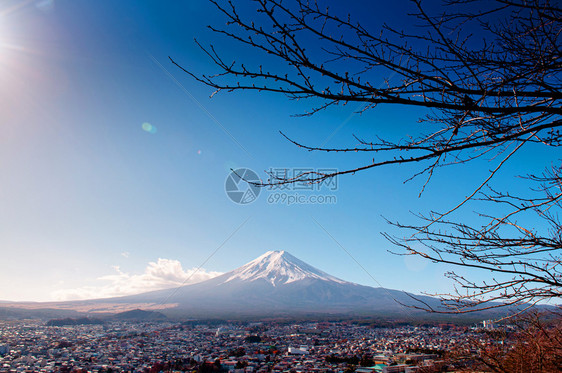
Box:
[441,311,562,372]
[172,0,562,313]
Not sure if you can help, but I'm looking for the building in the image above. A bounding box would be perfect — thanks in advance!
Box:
[0,345,9,356]
[287,346,309,355]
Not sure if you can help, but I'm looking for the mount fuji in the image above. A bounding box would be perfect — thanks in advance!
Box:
[95,250,442,317]
[0,251,534,319]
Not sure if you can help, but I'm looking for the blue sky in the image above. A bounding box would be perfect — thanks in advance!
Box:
[0,0,555,302]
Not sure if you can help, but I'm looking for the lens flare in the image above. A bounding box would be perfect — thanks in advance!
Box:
[141,122,157,134]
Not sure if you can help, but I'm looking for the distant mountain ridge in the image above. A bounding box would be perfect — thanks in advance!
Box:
[112,309,167,321]
[106,250,443,317]
[1,251,525,320]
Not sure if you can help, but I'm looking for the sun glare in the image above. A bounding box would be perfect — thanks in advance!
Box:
[0,0,56,122]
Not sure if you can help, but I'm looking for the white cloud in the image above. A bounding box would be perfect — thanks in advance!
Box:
[51,258,222,301]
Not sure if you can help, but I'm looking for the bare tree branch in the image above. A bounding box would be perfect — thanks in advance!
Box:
[174,0,562,314]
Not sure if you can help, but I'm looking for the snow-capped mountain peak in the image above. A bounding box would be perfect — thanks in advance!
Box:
[222,250,347,286]
[73,250,449,318]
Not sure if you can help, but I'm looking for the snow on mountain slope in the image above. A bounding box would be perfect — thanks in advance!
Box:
[221,250,348,286]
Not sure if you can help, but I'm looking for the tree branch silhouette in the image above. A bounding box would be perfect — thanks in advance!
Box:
[173,0,562,313]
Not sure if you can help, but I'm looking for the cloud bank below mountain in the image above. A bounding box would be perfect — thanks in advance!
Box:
[51,258,222,301]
